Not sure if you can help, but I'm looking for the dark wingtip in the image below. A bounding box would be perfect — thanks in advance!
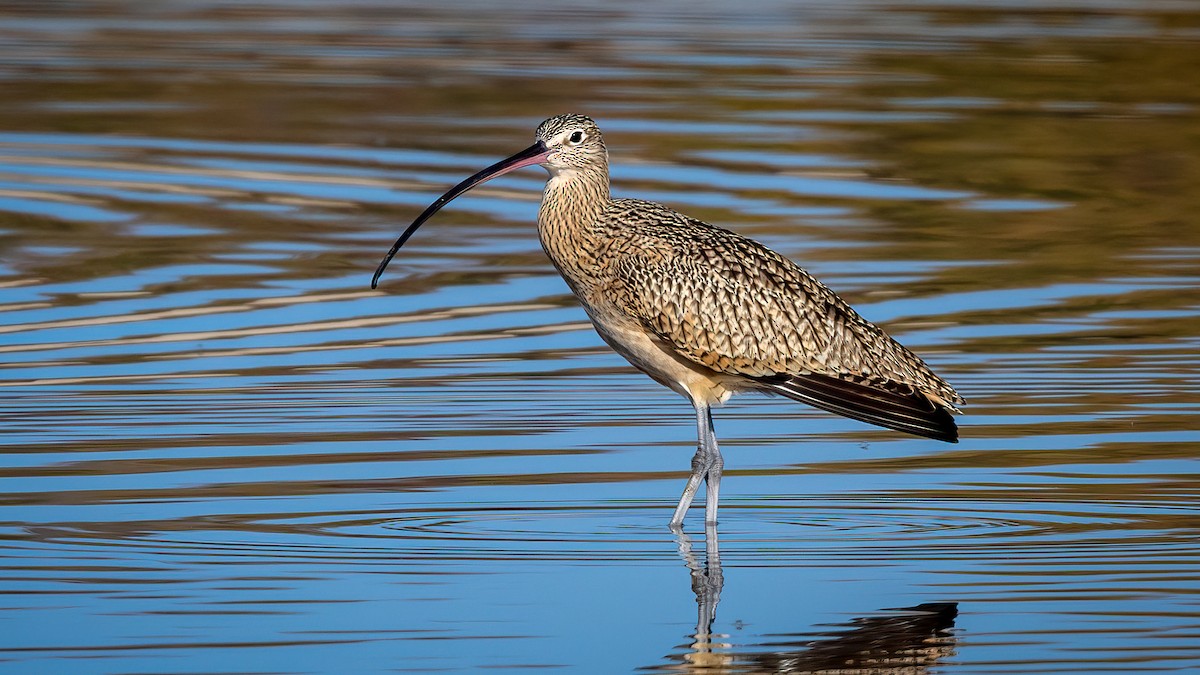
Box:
[759,373,961,443]
[923,404,960,443]
[933,415,959,443]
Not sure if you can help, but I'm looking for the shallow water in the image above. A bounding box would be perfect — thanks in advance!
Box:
[2,1,1199,673]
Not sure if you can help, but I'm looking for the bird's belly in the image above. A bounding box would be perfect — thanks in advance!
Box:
[582,307,739,407]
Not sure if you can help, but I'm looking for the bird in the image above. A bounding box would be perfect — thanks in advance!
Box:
[372,113,963,529]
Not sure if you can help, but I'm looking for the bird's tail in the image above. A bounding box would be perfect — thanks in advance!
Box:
[757,372,959,443]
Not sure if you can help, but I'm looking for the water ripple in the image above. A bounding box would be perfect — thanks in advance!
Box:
[2,1,1199,673]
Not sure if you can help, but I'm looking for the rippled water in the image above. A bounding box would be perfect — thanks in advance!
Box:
[2,1,1199,673]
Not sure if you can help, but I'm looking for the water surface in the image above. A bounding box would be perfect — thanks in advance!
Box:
[1,1,1199,673]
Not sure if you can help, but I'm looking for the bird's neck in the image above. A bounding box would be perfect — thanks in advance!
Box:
[537,164,611,285]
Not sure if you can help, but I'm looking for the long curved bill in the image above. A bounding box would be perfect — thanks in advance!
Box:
[371,140,551,289]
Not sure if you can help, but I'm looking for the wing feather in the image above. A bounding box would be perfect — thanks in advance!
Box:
[760,373,959,442]
[602,199,963,440]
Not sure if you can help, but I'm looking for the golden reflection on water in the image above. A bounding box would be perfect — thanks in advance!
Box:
[0,1,1198,673]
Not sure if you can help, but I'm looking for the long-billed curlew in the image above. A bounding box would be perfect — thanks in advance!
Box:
[372,114,963,528]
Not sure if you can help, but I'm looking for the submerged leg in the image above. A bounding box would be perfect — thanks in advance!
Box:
[670,401,723,528]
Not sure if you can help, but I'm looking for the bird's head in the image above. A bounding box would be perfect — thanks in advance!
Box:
[535,113,607,175]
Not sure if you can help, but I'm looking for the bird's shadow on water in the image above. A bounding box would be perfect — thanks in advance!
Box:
[649,524,959,673]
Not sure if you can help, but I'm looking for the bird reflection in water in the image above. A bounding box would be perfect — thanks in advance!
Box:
[653,525,958,673]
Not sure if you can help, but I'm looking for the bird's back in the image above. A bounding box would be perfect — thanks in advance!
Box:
[595,198,962,441]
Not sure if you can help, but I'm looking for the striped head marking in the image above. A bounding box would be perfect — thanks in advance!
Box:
[536,113,607,174]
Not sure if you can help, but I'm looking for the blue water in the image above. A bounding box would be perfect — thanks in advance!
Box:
[1,1,1199,673]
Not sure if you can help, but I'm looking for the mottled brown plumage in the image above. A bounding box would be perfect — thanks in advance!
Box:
[372,113,964,527]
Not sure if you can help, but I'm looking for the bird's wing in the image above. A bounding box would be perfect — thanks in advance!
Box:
[603,200,962,441]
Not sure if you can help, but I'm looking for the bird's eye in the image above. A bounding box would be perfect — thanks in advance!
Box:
[568,131,584,145]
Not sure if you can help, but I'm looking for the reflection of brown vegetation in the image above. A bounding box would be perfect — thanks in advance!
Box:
[2,1,1196,325]
[0,468,669,507]
[0,5,1195,672]
[0,2,1196,524]
[0,444,598,481]
[853,22,1200,288]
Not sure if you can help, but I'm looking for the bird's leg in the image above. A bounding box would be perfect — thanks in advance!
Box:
[670,401,716,529]
[701,407,723,526]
